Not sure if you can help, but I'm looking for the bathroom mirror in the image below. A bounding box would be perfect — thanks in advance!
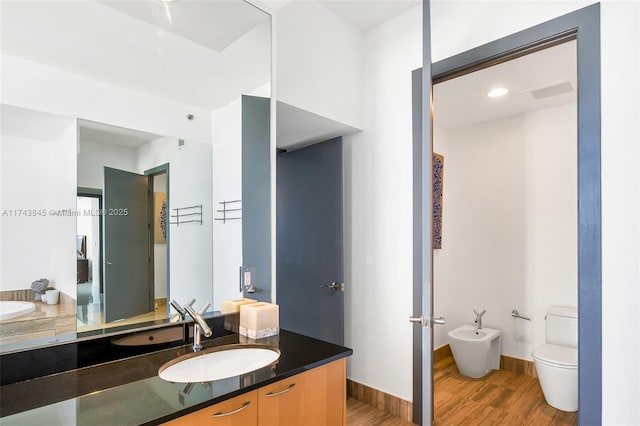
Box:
[75,119,215,332]
[0,0,271,352]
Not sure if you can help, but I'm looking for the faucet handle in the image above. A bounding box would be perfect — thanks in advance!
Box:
[197,301,211,316]
[473,309,487,318]
[170,299,186,316]
[169,298,197,322]
[184,305,213,338]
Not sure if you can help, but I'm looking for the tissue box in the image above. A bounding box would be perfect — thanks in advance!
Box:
[222,298,257,332]
[239,302,279,339]
[221,298,257,314]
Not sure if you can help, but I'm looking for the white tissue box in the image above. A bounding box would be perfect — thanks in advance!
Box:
[239,302,279,339]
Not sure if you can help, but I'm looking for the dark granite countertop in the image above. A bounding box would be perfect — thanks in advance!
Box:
[0,330,352,425]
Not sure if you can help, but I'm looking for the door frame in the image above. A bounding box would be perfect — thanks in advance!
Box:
[145,163,170,307]
[77,187,104,294]
[413,3,601,424]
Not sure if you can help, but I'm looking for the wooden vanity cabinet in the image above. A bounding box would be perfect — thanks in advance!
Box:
[163,391,258,426]
[162,359,346,426]
[299,358,346,426]
[257,373,304,425]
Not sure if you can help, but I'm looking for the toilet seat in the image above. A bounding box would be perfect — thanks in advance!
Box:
[532,344,577,368]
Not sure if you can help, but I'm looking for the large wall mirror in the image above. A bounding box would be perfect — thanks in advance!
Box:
[0,0,271,352]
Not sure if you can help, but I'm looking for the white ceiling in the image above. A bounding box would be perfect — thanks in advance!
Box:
[319,0,421,32]
[99,0,269,52]
[0,0,271,111]
[276,101,360,149]
[434,40,577,129]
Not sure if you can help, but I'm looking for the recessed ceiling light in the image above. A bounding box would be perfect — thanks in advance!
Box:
[487,88,509,98]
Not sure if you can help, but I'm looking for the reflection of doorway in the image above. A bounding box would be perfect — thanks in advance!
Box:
[77,165,170,329]
[103,166,152,323]
[431,41,578,424]
[146,164,169,315]
[76,190,103,324]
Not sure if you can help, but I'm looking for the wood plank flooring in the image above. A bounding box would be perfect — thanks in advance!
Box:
[348,397,417,426]
[433,355,577,425]
[347,356,577,425]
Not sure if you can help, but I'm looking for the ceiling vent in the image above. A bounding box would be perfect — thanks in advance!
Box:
[527,81,574,99]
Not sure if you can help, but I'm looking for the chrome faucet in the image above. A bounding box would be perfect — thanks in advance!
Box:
[473,309,487,330]
[169,298,195,322]
[184,302,212,351]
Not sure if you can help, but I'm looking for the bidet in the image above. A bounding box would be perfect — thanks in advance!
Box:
[448,324,501,378]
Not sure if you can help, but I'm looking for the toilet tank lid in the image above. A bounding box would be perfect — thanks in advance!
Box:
[547,305,578,318]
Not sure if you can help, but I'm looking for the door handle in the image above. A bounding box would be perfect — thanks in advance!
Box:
[409,316,446,327]
[432,316,446,325]
[409,316,427,327]
[106,261,113,266]
[320,282,344,291]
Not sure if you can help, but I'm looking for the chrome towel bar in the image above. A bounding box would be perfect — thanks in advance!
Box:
[511,309,531,321]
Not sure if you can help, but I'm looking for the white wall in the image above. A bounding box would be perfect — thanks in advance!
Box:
[211,98,243,310]
[276,1,364,129]
[431,1,640,423]
[0,106,77,299]
[137,137,214,312]
[1,55,212,143]
[77,139,138,189]
[433,103,578,361]
[343,4,422,401]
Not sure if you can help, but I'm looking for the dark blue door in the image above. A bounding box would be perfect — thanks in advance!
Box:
[276,137,344,345]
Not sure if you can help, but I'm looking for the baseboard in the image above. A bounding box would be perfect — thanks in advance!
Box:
[346,379,412,422]
[500,355,538,378]
[434,344,452,363]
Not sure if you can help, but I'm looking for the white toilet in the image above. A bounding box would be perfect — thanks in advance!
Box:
[532,305,578,412]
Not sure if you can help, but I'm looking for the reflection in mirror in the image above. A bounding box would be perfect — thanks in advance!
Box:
[75,120,214,333]
[0,0,271,352]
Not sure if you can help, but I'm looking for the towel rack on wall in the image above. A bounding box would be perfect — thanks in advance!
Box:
[170,204,203,226]
[511,309,531,321]
[215,200,242,224]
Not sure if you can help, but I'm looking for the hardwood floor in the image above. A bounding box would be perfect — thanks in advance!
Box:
[347,356,577,425]
[77,301,168,332]
[433,356,577,425]
[348,397,417,426]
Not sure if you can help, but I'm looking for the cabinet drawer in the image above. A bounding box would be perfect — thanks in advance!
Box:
[163,390,257,426]
[257,374,304,426]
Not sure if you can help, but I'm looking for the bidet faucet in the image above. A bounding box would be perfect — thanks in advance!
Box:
[473,309,487,330]
[184,303,212,351]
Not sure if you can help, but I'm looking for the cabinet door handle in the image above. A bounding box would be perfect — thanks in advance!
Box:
[211,401,251,418]
[264,383,296,397]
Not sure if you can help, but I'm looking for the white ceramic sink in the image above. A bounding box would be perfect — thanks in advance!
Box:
[158,344,280,383]
[0,301,35,321]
